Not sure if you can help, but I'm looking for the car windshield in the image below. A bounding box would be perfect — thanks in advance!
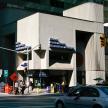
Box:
[99,87,108,95]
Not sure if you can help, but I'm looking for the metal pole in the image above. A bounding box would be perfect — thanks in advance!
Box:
[40,70,41,88]
[13,81,14,94]
[26,47,29,94]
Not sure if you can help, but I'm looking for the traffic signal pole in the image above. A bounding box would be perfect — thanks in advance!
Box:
[0,44,41,94]
[16,43,41,94]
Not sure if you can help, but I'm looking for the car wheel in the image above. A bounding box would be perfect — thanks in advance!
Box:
[56,101,64,108]
[93,104,102,108]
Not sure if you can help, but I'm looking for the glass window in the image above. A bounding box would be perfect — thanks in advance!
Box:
[99,87,108,95]
[80,87,99,97]
[80,88,90,96]
[69,87,99,97]
[87,88,99,97]
[68,87,82,96]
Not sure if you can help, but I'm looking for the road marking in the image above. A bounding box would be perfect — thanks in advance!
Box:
[0,105,54,108]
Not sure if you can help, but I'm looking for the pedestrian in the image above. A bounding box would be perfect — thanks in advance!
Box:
[21,81,25,95]
[29,81,34,91]
[14,81,19,95]
[19,80,22,94]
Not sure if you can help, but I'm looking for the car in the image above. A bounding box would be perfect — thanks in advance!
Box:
[55,85,108,108]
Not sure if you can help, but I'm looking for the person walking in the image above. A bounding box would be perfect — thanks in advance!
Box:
[14,81,19,95]
[21,81,25,95]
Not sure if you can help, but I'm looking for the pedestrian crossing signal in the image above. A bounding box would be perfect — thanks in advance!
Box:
[100,34,106,47]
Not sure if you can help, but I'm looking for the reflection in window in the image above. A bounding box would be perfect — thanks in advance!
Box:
[99,87,108,95]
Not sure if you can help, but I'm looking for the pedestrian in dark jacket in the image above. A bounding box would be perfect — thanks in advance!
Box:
[21,81,25,95]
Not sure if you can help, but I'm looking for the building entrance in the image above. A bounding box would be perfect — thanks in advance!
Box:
[27,70,72,93]
[76,30,93,85]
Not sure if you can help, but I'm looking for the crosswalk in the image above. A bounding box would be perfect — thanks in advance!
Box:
[0,96,56,108]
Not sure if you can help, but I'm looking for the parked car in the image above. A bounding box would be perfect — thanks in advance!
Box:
[55,85,108,108]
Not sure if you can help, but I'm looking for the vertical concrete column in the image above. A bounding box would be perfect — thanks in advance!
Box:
[69,53,77,86]
[69,30,77,86]
[32,50,41,69]
[85,33,105,85]
[40,50,49,69]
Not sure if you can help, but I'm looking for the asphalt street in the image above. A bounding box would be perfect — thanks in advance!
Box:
[0,95,57,108]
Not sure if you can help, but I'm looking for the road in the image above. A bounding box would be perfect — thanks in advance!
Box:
[0,95,57,108]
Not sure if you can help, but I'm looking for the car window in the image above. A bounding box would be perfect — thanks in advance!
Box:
[88,88,99,97]
[68,87,99,97]
[99,87,108,95]
[80,87,99,97]
[68,87,89,96]
[68,87,81,96]
[80,88,90,96]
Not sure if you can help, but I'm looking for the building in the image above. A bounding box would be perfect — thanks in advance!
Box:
[0,0,105,87]
[17,2,104,87]
[104,0,108,22]
[104,0,108,81]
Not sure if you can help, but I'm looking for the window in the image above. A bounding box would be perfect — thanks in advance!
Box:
[68,87,99,97]
[99,87,108,95]
[87,88,99,97]
[80,87,99,97]
[68,87,82,96]
[49,51,72,66]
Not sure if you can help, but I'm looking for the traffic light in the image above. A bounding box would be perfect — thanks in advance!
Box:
[100,34,106,47]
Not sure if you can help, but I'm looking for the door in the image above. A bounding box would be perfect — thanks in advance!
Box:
[64,87,83,108]
[75,87,100,108]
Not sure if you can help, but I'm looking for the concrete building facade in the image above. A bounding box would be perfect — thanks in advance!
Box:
[17,2,105,87]
[0,0,105,88]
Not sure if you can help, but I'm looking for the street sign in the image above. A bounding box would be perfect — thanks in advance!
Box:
[10,72,18,82]
[4,70,8,78]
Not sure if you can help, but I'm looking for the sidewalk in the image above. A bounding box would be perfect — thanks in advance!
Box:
[0,92,64,96]
[27,91,64,96]
[0,87,64,96]
[0,92,13,96]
